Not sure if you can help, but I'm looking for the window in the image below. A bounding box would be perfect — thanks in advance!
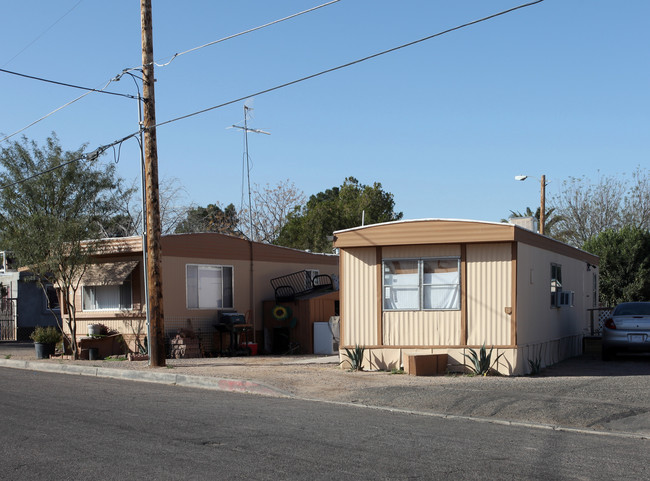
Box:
[383,258,460,311]
[43,283,60,313]
[83,275,132,311]
[305,269,319,288]
[186,264,233,309]
[551,263,562,307]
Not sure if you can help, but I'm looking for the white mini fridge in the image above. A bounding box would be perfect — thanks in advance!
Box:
[313,317,339,355]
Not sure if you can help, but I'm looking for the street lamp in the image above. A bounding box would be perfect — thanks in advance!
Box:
[515,174,546,235]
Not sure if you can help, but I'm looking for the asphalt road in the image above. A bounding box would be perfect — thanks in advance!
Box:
[1,368,647,481]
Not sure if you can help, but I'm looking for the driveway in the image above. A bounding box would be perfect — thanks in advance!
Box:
[1,342,649,438]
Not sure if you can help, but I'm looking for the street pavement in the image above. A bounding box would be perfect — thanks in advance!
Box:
[1,342,649,440]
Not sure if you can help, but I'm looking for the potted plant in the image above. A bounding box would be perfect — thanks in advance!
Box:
[30,326,62,359]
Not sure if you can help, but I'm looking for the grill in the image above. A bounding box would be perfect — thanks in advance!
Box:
[213,313,252,356]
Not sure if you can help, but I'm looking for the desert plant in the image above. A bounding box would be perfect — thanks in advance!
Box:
[463,344,504,376]
[342,344,365,371]
[528,357,542,375]
[29,326,62,344]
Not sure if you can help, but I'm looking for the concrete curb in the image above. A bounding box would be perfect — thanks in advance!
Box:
[0,358,292,398]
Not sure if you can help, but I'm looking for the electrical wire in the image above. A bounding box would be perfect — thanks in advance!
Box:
[153,0,544,130]
[0,78,128,144]
[0,1,338,143]
[2,0,85,67]
[0,132,138,191]
[0,68,137,99]
[138,0,341,70]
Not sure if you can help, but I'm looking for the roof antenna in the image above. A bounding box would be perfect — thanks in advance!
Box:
[230,99,270,240]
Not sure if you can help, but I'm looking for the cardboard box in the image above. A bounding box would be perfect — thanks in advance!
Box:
[407,354,448,376]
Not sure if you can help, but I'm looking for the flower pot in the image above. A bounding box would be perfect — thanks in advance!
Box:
[34,342,56,359]
[88,324,102,337]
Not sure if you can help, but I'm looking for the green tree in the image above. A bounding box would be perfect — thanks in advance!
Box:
[174,203,241,235]
[0,134,122,358]
[276,177,402,252]
[582,226,650,306]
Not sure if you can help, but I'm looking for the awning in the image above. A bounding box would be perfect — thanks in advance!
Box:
[82,260,139,286]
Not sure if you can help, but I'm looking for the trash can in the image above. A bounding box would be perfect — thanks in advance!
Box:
[88,348,99,360]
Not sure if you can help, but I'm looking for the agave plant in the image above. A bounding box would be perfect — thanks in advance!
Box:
[528,357,542,375]
[342,344,365,371]
[463,344,503,376]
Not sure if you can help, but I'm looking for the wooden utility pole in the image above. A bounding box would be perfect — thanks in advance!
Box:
[141,0,166,367]
[539,175,546,235]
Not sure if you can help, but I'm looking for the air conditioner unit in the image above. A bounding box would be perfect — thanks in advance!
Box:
[558,291,574,307]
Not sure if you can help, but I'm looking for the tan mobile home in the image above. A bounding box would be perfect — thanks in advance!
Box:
[63,233,338,354]
[333,219,599,375]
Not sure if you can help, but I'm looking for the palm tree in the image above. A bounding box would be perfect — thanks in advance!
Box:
[503,207,567,239]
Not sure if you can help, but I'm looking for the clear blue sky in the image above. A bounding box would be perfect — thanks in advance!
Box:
[1,1,648,223]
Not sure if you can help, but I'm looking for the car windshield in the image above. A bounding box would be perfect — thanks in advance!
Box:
[614,303,650,316]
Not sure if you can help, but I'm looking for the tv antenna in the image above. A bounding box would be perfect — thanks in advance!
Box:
[230,101,270,241]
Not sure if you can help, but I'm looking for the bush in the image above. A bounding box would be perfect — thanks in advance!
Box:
[29,326,62,344]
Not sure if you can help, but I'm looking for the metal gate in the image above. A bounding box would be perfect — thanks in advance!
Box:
[0,298,17,341]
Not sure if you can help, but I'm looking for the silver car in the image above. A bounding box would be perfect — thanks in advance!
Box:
[602,302,650,361]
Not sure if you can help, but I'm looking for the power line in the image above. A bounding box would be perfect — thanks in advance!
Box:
[0,78,123,144]
[2,0,85,67]
[135,0,341,70]
[153,0,544,130]
[0,1,338,144]
[0,68,137,99]
[0,132,138,191]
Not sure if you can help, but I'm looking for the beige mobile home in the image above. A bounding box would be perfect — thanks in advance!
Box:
[333,219,599,375]
[63,233,338,354]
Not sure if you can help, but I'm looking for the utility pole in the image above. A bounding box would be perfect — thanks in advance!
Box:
[141,0,165,367]
[539,175,546,235]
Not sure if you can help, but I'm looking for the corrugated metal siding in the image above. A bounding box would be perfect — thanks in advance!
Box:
[342,248,378,346]
[467,243,512,346]
[383,310,460,345]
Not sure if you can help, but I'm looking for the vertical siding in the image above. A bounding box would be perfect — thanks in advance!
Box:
[383,310,460,345]
[342,248,378,346]
[466,243,512,346]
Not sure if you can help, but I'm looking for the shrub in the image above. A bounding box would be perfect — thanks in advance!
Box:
[30,326,62,344]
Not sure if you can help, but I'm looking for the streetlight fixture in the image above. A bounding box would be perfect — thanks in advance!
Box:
[515,174,546,236]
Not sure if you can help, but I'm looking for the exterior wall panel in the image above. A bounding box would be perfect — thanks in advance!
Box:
[466,243,512,346]
[341,248,378,346]
[516,243,596,345]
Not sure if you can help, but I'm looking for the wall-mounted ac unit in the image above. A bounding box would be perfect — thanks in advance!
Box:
[558,291,574,307]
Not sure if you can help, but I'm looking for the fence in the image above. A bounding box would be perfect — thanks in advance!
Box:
[586,307,613,336]
[0,298,16,341]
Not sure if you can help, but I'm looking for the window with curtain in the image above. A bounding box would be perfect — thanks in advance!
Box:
[383,258,460,311]
[82,276,133,311]
[186,264,234,309]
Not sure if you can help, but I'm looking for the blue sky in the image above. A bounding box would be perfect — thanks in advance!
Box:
[1,1,648,223]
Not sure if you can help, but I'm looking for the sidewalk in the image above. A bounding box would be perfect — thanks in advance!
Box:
[2,342,650,439]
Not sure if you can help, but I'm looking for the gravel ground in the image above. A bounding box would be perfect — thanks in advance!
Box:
[3,342,650,437]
